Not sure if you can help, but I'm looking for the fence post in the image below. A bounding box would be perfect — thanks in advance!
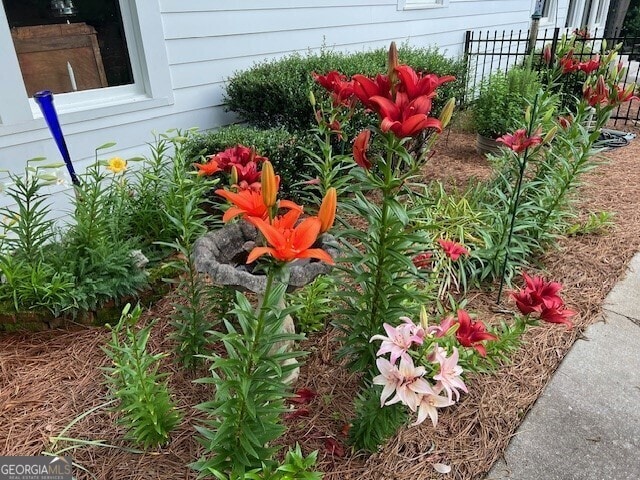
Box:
[527,0,544,54]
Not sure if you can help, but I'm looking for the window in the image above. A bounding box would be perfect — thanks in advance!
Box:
[540,0,557,23]
[398,0,449,11]
[0,0,172,128]
[566,0,580,28]
[594,0,608,25]
[3,0,133,97]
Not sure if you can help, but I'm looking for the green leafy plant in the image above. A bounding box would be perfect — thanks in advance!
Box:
[287,274,337,334]
[102,303,181,448]
[566,211,614,236]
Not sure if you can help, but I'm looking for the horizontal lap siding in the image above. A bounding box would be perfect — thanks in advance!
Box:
[1,0,546,217]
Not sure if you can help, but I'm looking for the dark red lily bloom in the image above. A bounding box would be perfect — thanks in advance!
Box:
[370,94,443,138]
[208,145,267,171]
[559,52,580,74]
[353,129,372,169]
[577,55,600,74]
[412,252,433,269]
[611,84,640,105]
[234,161,261,185]
[352,73,392,108]
[395,65,455,100]
[583,75,610,107]
[455,310,497,357]
[284,407,311,420]
[558,115,573,130]
[496,128,543,154]
[511,272,563,315]
[437,239,469,261]
[312,70,355,106]
[539,297,576,329]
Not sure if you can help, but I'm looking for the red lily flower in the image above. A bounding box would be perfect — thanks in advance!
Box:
[611,84,639,105]
[234,161,261,185]
[216,188,301,222]
[583,75,610,107]
[353,129,372,169]
[370,94,443,138]
[512,272,562,315]
[455,310,497,357]
[193,159,221,176]
[352,73,392,108]
[395,65,455,100]
[496,128,543,154]
[289,387,318,405]
[558,114,573,130]
[542,44,552,66]
[246,216,335,265]
[208,145,267,171]
[437,239,469,261]
[312,71,355,106]
[577,55,600,74]
[539,297,576,329]
[559,52,580,74]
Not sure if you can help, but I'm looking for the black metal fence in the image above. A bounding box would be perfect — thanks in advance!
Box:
[463,28,640,125]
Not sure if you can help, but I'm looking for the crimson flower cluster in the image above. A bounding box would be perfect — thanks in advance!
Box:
[583,75,639,108]
[313,65,455,140]
[511,272,576,328]
[559,51,601,75]
[196,145,266,190]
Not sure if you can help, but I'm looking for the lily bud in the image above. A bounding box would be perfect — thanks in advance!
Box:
[439,97,456,129]
[542,44,552,66]
[230,165,238,187]
[261,160,277,211]
[308,90,316,108]
[388,41,399,91]
[420,305,429,330]
[524,105,531,125]
[318,187,337,234]
[543,126,558,144]
[543,108,554,123]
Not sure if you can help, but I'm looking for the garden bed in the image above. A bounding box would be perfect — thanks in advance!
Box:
[1,125,639,480]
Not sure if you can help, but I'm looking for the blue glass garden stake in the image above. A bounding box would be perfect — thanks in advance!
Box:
[34,90,80,186]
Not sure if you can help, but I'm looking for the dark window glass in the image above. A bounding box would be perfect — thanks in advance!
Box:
[2,0,133,96]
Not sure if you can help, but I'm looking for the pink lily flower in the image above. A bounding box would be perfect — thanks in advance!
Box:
[432,346,468,401]
[370,319,424,364]
[413,384,455,427]
[373,357,430,411]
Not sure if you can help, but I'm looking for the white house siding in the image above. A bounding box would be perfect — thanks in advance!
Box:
[0,0,573,218]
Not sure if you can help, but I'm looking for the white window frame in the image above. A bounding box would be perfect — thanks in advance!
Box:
[398,0,449,11]
[566,0,581,28]
[539,0,558,26]
[0,0,173,133]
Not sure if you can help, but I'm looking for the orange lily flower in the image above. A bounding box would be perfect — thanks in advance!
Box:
[194,159,221,176]
[216,188,302,222]
[318,187,337,233]
[246,216,335,265]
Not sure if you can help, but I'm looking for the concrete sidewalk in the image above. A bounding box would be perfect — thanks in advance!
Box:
[486,254,640,480]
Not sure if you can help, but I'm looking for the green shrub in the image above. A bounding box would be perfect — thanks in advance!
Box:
[224,46,466,132]
[471,67,541,138]
[184,125,315,199]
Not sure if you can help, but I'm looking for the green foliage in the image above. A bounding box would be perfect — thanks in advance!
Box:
[102,304,181,448]
[471,67,541,138]
[193,279,305,478]
[154,132,221,371]
[566,210,614,236]
[287,276,337,334]
[348,387,408,453]
[225,45,466,132]
[184,125,314,200]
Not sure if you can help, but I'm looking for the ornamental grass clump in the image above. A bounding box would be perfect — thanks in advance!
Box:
[193,160,334,478]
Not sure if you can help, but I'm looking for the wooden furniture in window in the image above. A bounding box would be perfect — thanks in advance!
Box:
[11,22,108,96]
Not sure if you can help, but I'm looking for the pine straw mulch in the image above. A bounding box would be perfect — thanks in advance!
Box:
[1,126,639,480]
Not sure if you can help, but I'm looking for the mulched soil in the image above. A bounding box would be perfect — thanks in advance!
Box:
[1,124,639,480]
